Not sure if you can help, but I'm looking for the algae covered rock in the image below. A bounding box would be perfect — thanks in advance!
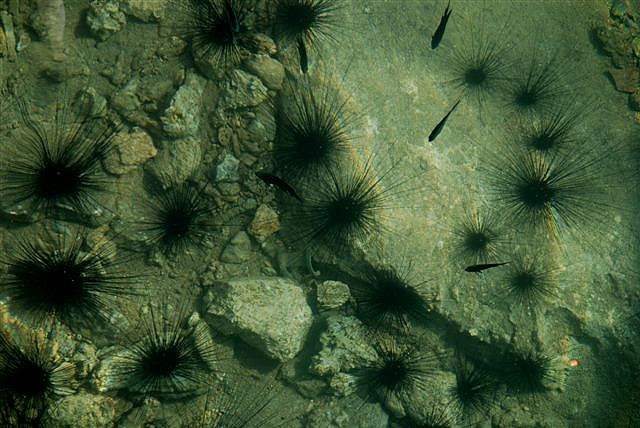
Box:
[86,0,126,41]
[203,277,312,362]
[46,391,119,428]
[119,0,167,22]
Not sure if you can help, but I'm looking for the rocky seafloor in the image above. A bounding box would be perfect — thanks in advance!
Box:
[0,0,639,427]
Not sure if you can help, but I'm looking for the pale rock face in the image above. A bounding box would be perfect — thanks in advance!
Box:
[145,136,202,188]
[203,277,313,362]
[244,54,286,91]
[161,72,207,138]
[103,127,157,175]
[119,0,167,22]
[218,69,269,110]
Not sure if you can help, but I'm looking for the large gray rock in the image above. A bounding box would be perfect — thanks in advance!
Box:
[203,277,312,362]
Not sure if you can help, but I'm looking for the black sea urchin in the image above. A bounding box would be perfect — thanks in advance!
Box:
[140,183,218,256]
[485,144,610,242]
[350,263,431,332]
[447,30,509,109]
[402,404,456,428]
[182,376,290,428]
[1,98,118,220]
[273,0,341,70]
[114,307,219,399]
[0,328,75,425]
[451,208,505,267]
[273,77,356,183]
[500,349,565,395]
[177,0,251,69]
[504,53,569,117]
[353,338,437,405]
[291,159,401,256]
[2,231,134,329]
[518,103,583,155]
[448,357,497,420]
[503,251,557,308]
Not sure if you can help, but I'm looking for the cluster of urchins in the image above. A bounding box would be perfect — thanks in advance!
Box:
[0,0,631,427]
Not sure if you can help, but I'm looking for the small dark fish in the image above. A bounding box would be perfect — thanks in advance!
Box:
[428,98,461,142]
[431,0,452,49]
[256,172,303,202]
[297,37,308,73]
[465,262,509,273]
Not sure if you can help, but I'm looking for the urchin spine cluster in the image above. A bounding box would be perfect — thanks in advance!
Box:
[177,0,251,70]
[273,0,341,70]
[486,146,610,241]
[273,78,355,182]
[2,230,134,329]
[113,307,219,399]
[451,208,504,266]
[1,97,118,220]
[503,251,558,307]
[448,357,497,420]
[353,338,437,405]
[0,328,75,425]
[139,182,218,256]
[350,263,431,332]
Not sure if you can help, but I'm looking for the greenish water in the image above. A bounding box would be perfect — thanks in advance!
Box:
[0,0,638,427]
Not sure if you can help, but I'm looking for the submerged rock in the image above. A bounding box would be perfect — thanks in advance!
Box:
[218,69,269,110]
[103,127,157,175]
[310,315,376,378]
[120,0,167,22]
[215,151,241,182]
[220,231,251,264]
[244,55,285,90]
[316,280,351,309]
[86,0,126,41]
[202,277,312,361]
[145,137,201,187]
[248,204,280,243]
[46,391,119,428]
[161,72,206,138]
